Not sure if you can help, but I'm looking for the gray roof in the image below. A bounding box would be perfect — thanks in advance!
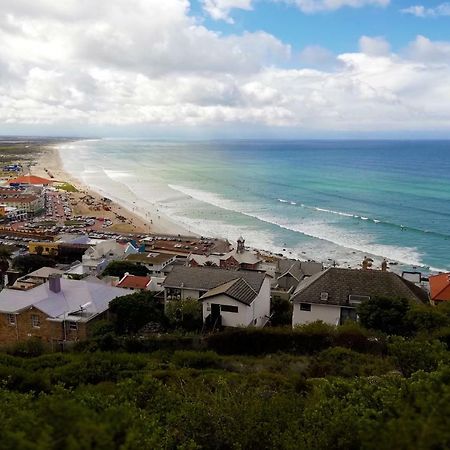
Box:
[200,278,258,305]
[0,278,126,321]
[292,267,428,306]
[26,267,65,279]
[277,259,323,281]
[163,265,265,293]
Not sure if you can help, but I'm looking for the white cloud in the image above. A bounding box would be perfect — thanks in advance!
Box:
[359,36,391,56]
[201,0,253,23]
[401,3,450,17]
[279,0,390,13]
[1,0,450,135]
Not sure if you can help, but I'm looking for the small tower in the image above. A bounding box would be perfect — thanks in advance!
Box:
[381,259,388,272]
[237,236,245,253]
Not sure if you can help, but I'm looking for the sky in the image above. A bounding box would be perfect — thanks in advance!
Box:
[1,0,450,138]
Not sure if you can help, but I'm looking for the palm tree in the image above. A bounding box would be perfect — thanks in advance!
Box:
[0,245,12,288]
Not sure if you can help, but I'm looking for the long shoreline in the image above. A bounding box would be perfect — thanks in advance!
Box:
[33,143,196,237]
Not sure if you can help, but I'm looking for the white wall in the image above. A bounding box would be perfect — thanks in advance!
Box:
[292,303,341,327]
[202,277,271,328]
[203,294,252,327]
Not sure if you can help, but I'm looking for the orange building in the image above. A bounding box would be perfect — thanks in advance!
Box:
[429,273,450,303]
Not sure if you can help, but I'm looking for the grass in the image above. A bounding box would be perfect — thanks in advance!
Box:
[57,182,78,192]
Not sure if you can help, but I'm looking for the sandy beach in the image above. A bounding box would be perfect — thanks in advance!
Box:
[33,144,194,237]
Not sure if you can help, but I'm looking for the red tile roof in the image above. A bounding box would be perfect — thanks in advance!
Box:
[429,273,450,302]
[9,175,52,185]
[117,274,151,290]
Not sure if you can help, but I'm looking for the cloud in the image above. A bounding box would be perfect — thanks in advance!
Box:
[359,36,391,56]
[279,0,390,13]
[1,0,450,135]
[401,3,450,18]
[201,0,253,23]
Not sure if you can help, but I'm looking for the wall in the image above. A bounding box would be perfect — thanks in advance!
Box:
[202,294,252,327]
[252,277,271,327]
[292,303,341,327]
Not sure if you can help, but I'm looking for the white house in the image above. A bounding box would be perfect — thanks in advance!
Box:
[163,266,270,328]
[125,252,176,275]
[291,267,428,327]
[81,239,134,276]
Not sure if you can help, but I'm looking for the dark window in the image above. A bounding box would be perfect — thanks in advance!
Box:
[300,303,311,311]
[69,322,78,331]
[220,305,239,313]
[31,314,40,328]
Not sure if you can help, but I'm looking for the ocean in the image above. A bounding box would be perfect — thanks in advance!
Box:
[58,139,450,273]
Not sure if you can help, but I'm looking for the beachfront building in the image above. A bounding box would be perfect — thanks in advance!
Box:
[125,252,177,276]
[0,274,125,345]
[163,266,270,327]
[8,174,53,187]
[272,259,323,300]
[0,187,45,216]
[429,273,450,303]
[291,267,428,327]
[187,237,263,271]
[0,204,27,222]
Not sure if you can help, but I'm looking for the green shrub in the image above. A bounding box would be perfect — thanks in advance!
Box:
[172,351,222,369]
[165,298,203,332]
[388,338,448,377]
[308,347,394,378]
[7,338,46,358]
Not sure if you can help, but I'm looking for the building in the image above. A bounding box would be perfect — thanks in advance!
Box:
[125,252,176,275]
[81,239,131,275]
[116,273,155,292]
[0,274,125,345]
[187,237,263,271]
[8,174,53,187]
[272,259,323,300]
[0,191,45,216]
[291,267,428,327]
[11,267,65,290]
[429,273,450,303]
[163,266,270,327]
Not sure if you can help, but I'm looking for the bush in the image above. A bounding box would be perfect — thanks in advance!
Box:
[165,298,203,332]
[172,351,222,369]
[406,305,450,334]
[270,297,293,326]
[102,261,149,278]
[388,338,449,377]
[308,347,394,378]
[7,338,46,358]
[357,296,411,335]
[109,291,165,335]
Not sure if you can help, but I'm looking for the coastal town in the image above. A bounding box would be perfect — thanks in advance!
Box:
[0,139,447,348]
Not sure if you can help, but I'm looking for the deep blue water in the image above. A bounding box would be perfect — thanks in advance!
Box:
[60,140,450,272]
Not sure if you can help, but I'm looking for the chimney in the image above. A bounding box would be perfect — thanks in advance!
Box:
[49,273,62,293]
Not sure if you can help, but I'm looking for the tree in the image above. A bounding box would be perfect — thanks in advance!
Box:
[357,296,411,335]
[0,245,12,287]
[109,291,165,335]
[270,296,293,326]
[165,298,203,331]
[12,254,56,275]
[102,261,149,278]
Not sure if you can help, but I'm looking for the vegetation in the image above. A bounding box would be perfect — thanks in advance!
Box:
[12,254,56,275]
[102,260,149,278]
[109,291,165,335]
[57,182,78,192]
[1,289,450,448]
[0,245,12,287]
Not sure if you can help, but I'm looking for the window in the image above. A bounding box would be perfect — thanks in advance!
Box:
[69,321,78,331]
[320,292,329,301]
[31,314,40,328]
[300,303,311,311]
[220,305,239,313]
[7,314,16,326]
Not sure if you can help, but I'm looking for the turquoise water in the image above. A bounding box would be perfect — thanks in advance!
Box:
[59,139,450,272]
